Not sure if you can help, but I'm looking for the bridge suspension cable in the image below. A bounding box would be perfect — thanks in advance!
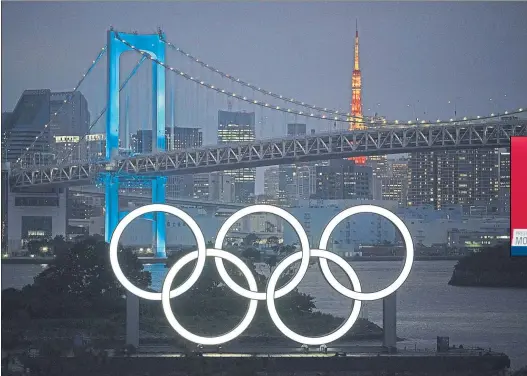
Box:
[57,55,148,165]
[160,37,348,117]
[15,45,108,167]
[117,33,526,127]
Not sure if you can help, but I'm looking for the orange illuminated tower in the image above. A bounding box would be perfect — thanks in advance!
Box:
[349,20,367,165]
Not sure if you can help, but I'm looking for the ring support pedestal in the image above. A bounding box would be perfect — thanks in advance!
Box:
[126,291,140,348]
[382,291,397,352]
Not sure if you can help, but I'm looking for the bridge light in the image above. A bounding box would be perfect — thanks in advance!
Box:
[477,116,481,119]
[395,120,399,124]
[310,114,314,117]
[520,108,524,112]
[491,113,495,116]
[211,85,215,89]
[463,117,467,120]
[232,93,236,97]
[436,119,441,123]
[504,111,509,115]
[299,112,303,115]
[200,81,204,85]
[254,100,258,104]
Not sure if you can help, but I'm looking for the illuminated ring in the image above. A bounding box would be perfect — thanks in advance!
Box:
[266,249,362,345]
[109,204,207,301]
[318,205,414,301]
[161,248,258,345]
[214,204,310,300]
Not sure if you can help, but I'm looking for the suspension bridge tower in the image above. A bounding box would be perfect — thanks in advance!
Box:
[104,29,167,258]
[349,20,367,165]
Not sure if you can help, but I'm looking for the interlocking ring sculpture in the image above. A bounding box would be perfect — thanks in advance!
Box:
[109,204,414,346]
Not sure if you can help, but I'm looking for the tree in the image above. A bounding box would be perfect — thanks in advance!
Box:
[2,236,151,319]
[243,233,259,247]
[266,236,279,246]
[241,247,261,262]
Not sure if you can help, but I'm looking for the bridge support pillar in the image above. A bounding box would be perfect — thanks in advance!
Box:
[126,290,140,348]
[151,177,167,258]
[104,174,120,243]
[382,291,397,352]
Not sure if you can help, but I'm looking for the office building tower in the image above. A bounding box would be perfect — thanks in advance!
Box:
[86,134,106,160]
[49,91,90,137]
[382,158,409,206]
[498,148,510,215]
[1,163,9,251]
[218,110,256,203]
[173,172,235,203]
[408,149,500,213]
[2,90,53,164]
[133,130,153,154]
[313,159,372,200]
[264,167,280,198]
[166,126,203,151]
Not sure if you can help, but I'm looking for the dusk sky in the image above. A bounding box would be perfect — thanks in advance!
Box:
[2,2,527,191]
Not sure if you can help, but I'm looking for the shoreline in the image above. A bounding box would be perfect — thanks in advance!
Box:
[1,255,463,265]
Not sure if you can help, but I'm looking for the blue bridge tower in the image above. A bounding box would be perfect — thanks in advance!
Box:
[104,29,167,258]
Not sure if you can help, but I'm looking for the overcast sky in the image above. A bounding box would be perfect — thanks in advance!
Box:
[2,2,526,192]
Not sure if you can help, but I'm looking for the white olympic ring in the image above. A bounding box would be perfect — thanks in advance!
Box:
[109,204,415,345]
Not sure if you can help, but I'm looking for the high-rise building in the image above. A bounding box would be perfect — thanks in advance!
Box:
[164,126,203,198]
[218,110,256,203]
[313,159,372,200]
[348,21,366,165]
[86,134,106,161]
[166,126,203,151]
[173,172,235,203]
[3,90,90,165]
[382,158,409,206]
[2,90,53,164]
[498,148,510,215]
[408,149,501,213]
[264,166,280,198]
[277,123,315,206]
[1,163,9,252]
[49,91,90,137]
[133,130,153,154]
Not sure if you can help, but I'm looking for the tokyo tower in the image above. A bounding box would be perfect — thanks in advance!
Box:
[349,20,367,165]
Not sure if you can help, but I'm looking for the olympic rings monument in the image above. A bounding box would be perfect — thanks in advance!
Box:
[109,203,414,351]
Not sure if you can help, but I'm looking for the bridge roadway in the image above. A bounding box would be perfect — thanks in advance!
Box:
[10,119,527,189]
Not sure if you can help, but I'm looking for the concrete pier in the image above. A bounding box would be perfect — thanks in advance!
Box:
[383,291,397,351]
[126,291,140,348]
